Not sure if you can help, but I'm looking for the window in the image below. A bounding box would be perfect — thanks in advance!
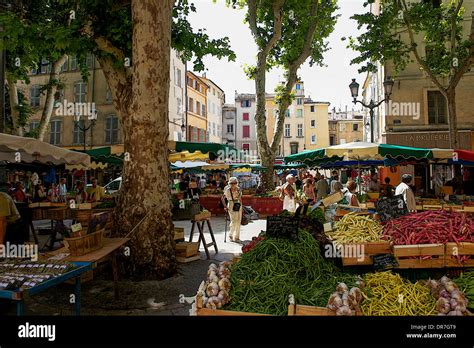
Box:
[428,91,447,124]
[73,120,85,145]
[188,97,194,113]
[40,59,51,74]
[297,124,303,137]
[86,53,94,69]
[285,109,290,118]
[330,135,336,146]
[295,83,301,90]
[243,112,249,121]
[227,124,234,134]
[201,104,206,117]
[310,105,315,112]
[311,135,316,144]
[175,68,182,87]
[60,57,68,72]
[177,97,182,114]
[297,98,303,105]
[241,100,251,108]
[30,85,41,107]
[217,125,221,137]
[187,78,193,87]
[242,143,250,152]
[191,127,198,141]
[284,124,291,137]
[105,115,119,144]
[196,101,201,115]
[29,122,39,132]
[296,109,303,118]
[290,143,298,154]
[106,88,113,103]
[70,55,77,70]
[353,123,359,131]
[339,123,346,132]
[310,120,316,128]
[206,131,210,142]
[243,125,250,138]
[74,81,87,103]
[194,80,198,90]
[50,120,61,145]
[199,128,205,142]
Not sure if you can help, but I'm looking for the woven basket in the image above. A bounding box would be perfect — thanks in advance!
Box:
[31,209,43,220]
[71,209,93,226]
[43,208,68,220]
[64,228,105,256]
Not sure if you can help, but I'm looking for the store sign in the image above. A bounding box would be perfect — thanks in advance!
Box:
[386,131,472,150]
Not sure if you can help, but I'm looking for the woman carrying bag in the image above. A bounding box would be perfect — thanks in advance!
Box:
[224,177,243,243]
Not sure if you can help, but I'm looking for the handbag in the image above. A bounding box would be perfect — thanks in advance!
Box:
[230,189,241,212]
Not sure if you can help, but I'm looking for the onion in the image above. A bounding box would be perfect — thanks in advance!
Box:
[336,305,352,316]
[336,283,349,294]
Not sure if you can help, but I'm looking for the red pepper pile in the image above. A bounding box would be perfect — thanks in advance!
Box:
[242,236,264,253]
[382,210,474,245]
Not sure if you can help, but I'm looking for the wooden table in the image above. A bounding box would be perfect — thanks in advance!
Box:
[45,238,130,300]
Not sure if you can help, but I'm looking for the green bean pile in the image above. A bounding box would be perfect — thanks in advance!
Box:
[226,230,356,315]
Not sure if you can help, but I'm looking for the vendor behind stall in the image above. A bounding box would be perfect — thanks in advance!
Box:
[87,178,106,202]
[395,174,416,212]
[342,180,359,207]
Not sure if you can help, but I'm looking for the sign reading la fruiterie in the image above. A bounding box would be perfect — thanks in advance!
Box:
[386,131,472,150]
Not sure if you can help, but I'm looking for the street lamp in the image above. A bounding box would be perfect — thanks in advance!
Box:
[171,118,186,139]
[349,76,394,143]
[74,111,96,151]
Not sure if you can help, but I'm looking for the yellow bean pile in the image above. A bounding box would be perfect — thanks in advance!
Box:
[361,271,437,316]
[327,213,383,245]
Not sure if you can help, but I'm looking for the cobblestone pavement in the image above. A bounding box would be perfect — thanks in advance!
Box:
[0,217,264,316]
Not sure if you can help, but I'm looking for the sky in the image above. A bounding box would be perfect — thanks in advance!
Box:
[188,0,367,112]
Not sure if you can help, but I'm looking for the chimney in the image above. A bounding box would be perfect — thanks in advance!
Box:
[202,72,207,78]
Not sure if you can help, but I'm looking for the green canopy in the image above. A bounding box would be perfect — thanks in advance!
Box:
[74,147,123,166]
[379,144,433,160]
[173,141,238,157]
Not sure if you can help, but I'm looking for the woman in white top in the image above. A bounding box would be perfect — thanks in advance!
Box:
[343,180,360,207]
[282,174,298,213]
[395,174,416,212]
[224,177,243,243]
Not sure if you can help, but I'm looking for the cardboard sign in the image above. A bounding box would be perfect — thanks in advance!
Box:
[71,223,82,233]
[375,194,409,222]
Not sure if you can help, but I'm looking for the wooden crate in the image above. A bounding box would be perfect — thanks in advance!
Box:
[341,241,392,266]
[443,205,464,212]
[422,205,443,211]
[174,227,185,241]
[193,211,211,221]
[177,254,201,263]
[78,203,93,210]
[393,244,445,269]
[175,242,199,257]
[64,229,105,256]
[288,304,363,316]
[196,296,269,316]
[445,242,474,268]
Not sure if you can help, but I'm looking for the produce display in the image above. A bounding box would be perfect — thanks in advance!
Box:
[425,276,470,316]
[0,260,76,290]
[382,210,474,245]
[226,230,356,315]
[361,271,437,316]
[196,262,231,309]
[454,270,474,311]
[327,213,383,245]
[327,282,363,316]
[242,236,264,253]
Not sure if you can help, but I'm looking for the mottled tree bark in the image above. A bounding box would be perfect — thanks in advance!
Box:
[6,75,22,136]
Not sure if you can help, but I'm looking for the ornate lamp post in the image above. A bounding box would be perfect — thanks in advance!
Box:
[349,76,394,143]
[74,110,97,151]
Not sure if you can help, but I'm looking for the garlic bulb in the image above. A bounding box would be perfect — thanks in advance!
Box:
[218,278,231,291]
[349,287,362,304]
[336,283,349,294]
[336,305,352,316]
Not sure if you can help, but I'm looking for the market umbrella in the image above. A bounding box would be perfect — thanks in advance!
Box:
[0,133,90,166]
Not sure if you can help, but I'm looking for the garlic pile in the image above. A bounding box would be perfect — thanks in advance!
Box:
[426,276,469,316]
[327,282,363,316]
[198,262,231,309]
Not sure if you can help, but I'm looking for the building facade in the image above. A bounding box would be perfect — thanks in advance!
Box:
[21,49,191,148]
[222,104,236,146]
[186,71,209,142]
[365,0,474,149]
[304,100,330,151]
[234,93,258,154]
[328,109,364,145]
[201,74,224,143]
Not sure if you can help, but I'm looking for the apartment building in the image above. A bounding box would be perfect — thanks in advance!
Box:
[186,71,209,142]
[200,74,224,143]
[303,100,330,150]
[235,93,258,154]
[222,104,236,146]
[365,0,474,149]
[328,109,364,145]
[21,49,188,148]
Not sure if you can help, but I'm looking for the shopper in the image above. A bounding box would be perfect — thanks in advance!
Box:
[330,172,344,194]
[315,175,329,201]
[368,174,380,192]
[59,177,68,202]
[343,180,360,207]
[12,182,28,203]
[74,181,88,204]
[395,174,416,212]
[224,177,242,243]
[0,182,22,244]
[381,177,394,198]
[282,174,298,212]
[303,178,316,204]
[187,178,201,202]
[87,178,106,202]
[33,180,47,202]
[47,183,60,202]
